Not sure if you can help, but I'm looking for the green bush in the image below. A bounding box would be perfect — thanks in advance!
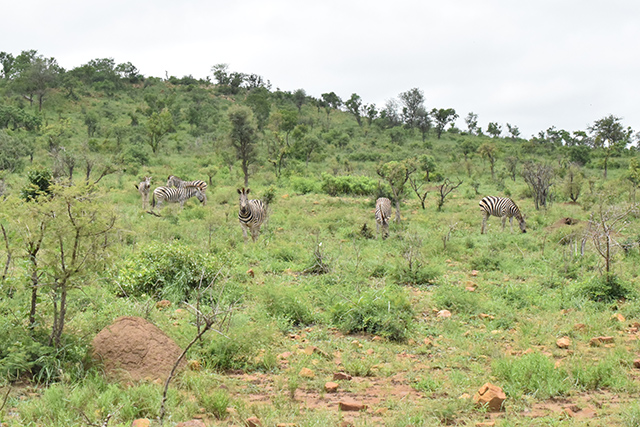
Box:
[330,285,414,341]
[20,167,52,201]
[290,176,319,194]
[112,242,224,301]
[576,274,634,303]
[259,285,316,328]
[321,173,377,196]
[492,352,570,399]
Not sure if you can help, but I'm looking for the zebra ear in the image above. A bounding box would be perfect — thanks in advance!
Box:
[237,188,242,194]
[246,188,250,194]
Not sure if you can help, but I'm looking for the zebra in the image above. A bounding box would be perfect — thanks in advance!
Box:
[134,176,151,209]
[152,186,206,210]
[237,188,267,242]
[375,197,392,239]
[166,175,207,205]
[479,196,526,234]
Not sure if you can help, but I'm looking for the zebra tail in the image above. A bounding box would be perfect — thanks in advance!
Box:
[151,192,156,208]
[134,183,139,191]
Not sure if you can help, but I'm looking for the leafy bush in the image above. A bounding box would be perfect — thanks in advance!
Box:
[576,274,634,303]
[290,176,319,194]
[21,167,52,201]
[113,242,223,301]
[492,352,570,399]
[259,285,316,328]
[330,285,414,341]
[321,173,377,196]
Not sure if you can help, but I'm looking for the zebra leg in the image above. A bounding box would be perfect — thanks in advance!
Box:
[241,224,249,242]
[481,213,488,234]
[382,223,389,240]
[509,217,514,233]
[251,226,260,242]
[501,216,507,231]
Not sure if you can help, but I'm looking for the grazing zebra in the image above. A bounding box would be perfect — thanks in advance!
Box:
[134,176,151,209]
[166,175,207,205]
[375,197,392,239]
[152,186,205,210]
[479,196,526,234]
[237,188,267,242]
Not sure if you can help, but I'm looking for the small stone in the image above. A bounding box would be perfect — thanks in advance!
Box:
[556,337,571,349]
[473,383,506,412]
[299,367,315,378]
[226,407,238,416]
[573,323,587,331]
[132,420,151,427]
[437,309,452,318]
[339,400,368,411]
[176,420,206,427]
[475,422,496,427]
[247,269,255,278]
[333,372,353,381]
[471,270,479,276]
[325,382,339,393]
[611,313,626,323]
[246,417,263,427]
[155,300,171,309]
[589,336,614,346]
[276,424,298,427]
[423,338,433,347]
[633,359,640,369]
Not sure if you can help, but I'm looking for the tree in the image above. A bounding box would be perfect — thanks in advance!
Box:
[477,142,498,179]
[10,51,60,110]
[145,108,174,154]
[506,123,521,140]
[245,87,271,131]
[522,161,554,210]
[504,155,519,182]
[415,108,431,142]
[589,115,633,179]
[436,178,463,211]
[229,106,258,187]
[562,163,584,203]
[376,160,417,223]
[293,89,307,113]
[398,88,425,129]
[487,122,502,138]
[465,112,479,135]
[320,92,342,126]
[345,93,364,127]
[431,108,458,139]
[460,139,478,161]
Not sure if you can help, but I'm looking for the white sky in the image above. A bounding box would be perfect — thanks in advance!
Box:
[4,0,640,138]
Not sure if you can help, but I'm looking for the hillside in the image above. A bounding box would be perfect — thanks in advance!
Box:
[1,52,640,426]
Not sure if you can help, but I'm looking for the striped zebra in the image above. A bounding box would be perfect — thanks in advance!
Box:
[375,197,392,239]
[238,188,267,242]
[167,175,207,205]
[152,186,206,210]
[134,176,151,209]
[479,196,526,234]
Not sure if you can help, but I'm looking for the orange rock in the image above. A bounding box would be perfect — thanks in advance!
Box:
[246,417,263,427]
[556,337,571,349]
[473,383,506,412]
[132,420,151,427]
[589,336,614,346]
[437,309,452,318]
[333,372,353,381]
[299,367,315,378]
[247,269,255,278]
[339,400,368,411]
[176,420,206,427]
[611,313,626,322]
[573,323,587,331]
[325,381,339,393]
[633,359,640,368]
[155,300,171,309]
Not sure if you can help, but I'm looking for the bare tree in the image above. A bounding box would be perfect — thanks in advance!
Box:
[436,178,463,211]
[522,162,554,210]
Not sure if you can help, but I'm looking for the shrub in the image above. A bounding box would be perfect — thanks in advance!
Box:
[259,285,316,328]
[492,352,570,399]
[576,274,634,303]
[290,176,319,194]
[330,285,414,341]
[112,242,224,301]
[21,167,52,201]
[321,173,377,196]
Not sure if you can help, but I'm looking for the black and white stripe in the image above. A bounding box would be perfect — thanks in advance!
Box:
[479,196,526,234]
[375,197,392,239]
[167,175,207,205]
[237,187,267,242]
[135,176,151,209]
[152,186,205,210]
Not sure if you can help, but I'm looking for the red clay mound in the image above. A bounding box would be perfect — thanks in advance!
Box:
[92,316,185,383]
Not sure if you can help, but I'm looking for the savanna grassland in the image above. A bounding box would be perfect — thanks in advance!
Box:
[2,52,640,426]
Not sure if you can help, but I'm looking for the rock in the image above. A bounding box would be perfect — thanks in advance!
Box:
[556,336,571,349]
[325,381,339,393]
[437,309,452,318]
[475,422,496,427]
[92,316,185,383]
[589,336,614,346]
[471,270,479,276]
[473,383,506,412]
[339,400,368,411]
[246,417,263,427]
[333,372,353,381]
[573,323,587,331]
[634,359,640,369]
[155,300,171,309]
[276,424,298,427]
[247,269,255,277]
[299,367,315,378]
[176,420,206,427]
[611,313,626,323]
[226,407,238,416]
[131,420,150,427]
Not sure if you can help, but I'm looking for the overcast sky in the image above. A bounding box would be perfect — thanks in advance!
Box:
[4,0,640,138]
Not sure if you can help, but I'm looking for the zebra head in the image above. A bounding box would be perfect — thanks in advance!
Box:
[195,188,206,204]
[167,175,179,187]
[518,214,527,233]
[238,187,250,212]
